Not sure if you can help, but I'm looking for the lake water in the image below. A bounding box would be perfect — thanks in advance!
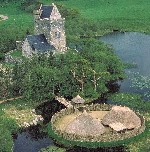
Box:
[99,32,150,97]
[13,127,54,152]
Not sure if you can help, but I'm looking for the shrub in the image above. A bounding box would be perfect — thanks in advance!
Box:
[0,52,5,61]
[20,0,41,13]
[109,93,150,112]
[0,117,19,152]
[40,145,66,152]
[0,127,13,152]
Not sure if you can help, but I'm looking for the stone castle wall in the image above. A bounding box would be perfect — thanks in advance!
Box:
[50,19,66,51]
[34,6,66,52]
[22,39,33,58]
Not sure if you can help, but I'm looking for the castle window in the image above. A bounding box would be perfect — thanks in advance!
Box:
[55,31,61,39]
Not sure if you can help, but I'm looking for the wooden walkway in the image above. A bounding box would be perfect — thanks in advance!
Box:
[55,96,73,108]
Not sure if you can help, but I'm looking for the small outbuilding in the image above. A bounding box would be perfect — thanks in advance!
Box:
[71,95,85,104]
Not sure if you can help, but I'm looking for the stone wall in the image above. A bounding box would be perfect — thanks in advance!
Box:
[16,41,23,50]
[22,39,33,58]
[51,104,145,143]
[34,4,67,52]
[5,50,22,63]
[50,19,66,52]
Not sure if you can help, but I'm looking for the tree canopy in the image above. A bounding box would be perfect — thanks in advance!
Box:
[10,38,124,101]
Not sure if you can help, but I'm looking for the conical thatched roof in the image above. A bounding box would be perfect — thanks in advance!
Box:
[102,106,141,131]
[65,111,105,136]
[71,95,85,104]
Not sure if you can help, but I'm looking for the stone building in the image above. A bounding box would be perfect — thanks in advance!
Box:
[22,3,66,57]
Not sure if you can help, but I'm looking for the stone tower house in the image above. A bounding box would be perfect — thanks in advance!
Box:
[33,3,66,52]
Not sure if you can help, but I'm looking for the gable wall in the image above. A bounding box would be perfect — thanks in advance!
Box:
[22,39,33,58]
[50,19,66,52]
[34,4,66,52]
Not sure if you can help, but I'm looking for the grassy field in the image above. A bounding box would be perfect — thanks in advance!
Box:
[0,0,150,52]
[46,0,150,33]
[1,0,150,35]
[0,98,42,126]
[0,2,33,30]
[0,1,33,52]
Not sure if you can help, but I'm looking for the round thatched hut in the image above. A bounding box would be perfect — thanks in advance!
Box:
[65,110,106,136]
[50,103,145,147]
[102,106,141,131]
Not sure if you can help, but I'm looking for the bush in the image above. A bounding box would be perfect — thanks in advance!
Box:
[0,117,19,152]
[0,127,13,152]
[109,93,150,112]
[40,145,66,152]
[0,52,5,61]
[20,0,41,13]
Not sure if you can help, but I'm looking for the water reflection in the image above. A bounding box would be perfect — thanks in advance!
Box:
[99,32,150,98]
[13,127,53,152]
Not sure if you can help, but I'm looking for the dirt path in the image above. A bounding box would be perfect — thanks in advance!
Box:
[0,96,23,104]
[0,15,8,21]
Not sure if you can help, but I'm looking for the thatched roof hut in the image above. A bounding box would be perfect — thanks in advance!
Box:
[65,111,105,136]
[71,95,85,104]
[102,106,141,131]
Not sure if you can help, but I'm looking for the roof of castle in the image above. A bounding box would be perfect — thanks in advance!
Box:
[26,34,55,53]
[40,5,54,19]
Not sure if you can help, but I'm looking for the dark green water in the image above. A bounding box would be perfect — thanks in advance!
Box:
[99,32,150,97]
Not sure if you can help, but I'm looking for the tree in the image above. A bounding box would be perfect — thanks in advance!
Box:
[0,64,12,99]
[10,37,125,101]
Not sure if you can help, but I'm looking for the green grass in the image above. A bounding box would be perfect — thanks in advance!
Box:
[0,98,43,125]
[45,0,150,33]
[46,0,150,20]
[0,2,33,31]
[0,0,150,53]
[10,50,22,57]
[0,1,33,52]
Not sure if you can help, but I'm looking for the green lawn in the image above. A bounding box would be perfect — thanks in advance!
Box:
[0,0,150,53]
[10,50,22,57]
[47,0,150,20]
[45,0,150,33]
[0,2,33,30]
[0,1,33,52]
